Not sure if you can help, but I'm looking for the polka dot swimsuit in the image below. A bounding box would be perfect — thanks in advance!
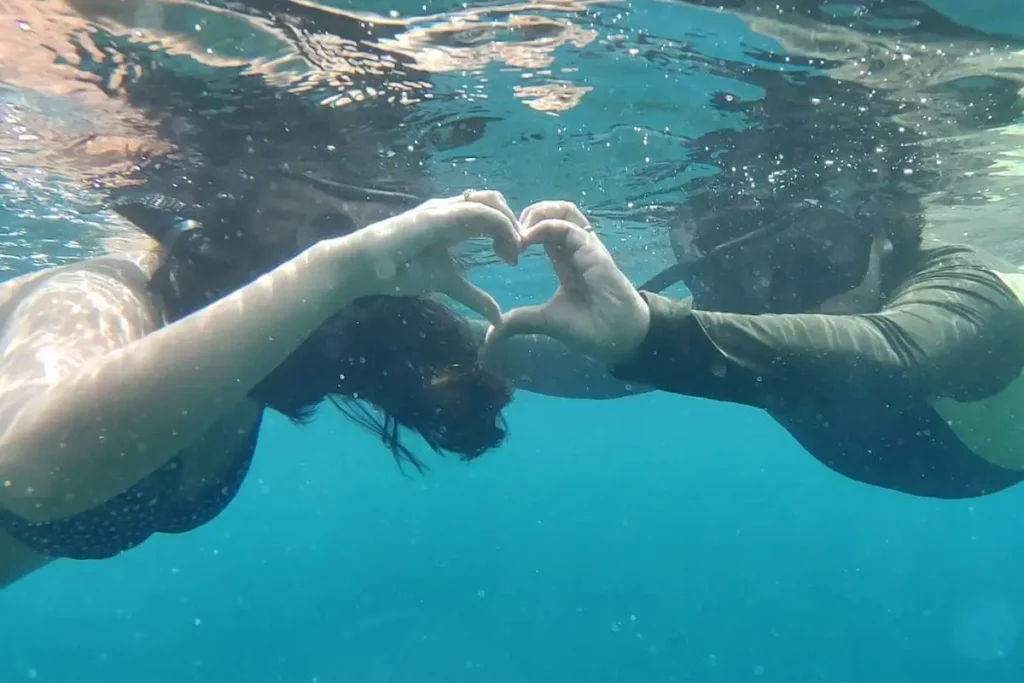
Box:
[0,414,261,560]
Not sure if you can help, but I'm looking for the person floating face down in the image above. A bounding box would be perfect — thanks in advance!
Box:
[0,163,526,586]
[483,192,1024,500]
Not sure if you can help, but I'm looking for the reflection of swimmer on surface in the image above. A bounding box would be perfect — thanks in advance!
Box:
[0,0,173,176]
[484,195,1024,500]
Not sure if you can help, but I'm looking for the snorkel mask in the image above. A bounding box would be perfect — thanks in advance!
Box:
[640,196,893,315]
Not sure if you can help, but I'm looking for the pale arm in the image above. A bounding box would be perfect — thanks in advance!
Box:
[0,238,360,522]
[0,192,519,523]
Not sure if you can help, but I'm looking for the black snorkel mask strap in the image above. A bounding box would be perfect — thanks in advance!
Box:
[637,220,788,293]
[273,169,425,207]
[104,191,203,247]
[638,262,692,293]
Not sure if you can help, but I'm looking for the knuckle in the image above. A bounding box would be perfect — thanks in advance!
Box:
[475,189,505,204]
[420,197,447,209]
[448,202,481,221]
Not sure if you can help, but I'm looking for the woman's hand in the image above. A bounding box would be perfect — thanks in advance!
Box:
[481,201,651,365]
[345,190,522,325]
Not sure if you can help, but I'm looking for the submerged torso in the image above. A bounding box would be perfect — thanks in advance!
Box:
[0,251,264,579]
[616,241,1024,499]
[771,245,1024,498]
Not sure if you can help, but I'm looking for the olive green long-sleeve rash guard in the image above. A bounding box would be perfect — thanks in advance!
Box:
[611,244,1024,499]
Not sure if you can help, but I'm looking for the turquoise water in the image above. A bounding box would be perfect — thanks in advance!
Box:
[12,399,1024,681]
[4,0,1024,681]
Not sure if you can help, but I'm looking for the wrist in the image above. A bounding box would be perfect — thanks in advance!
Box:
[603,292,652,365]
[305,235,373,308]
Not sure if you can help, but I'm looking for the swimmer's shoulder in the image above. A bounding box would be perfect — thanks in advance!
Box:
[916,240,1019,272]
[912,240,1024,309]
[0,247,164,332]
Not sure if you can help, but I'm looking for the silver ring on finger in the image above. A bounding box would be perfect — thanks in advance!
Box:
[462,189,474,201]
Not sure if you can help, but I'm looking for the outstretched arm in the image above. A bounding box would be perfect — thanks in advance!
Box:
[484,201,1024,414]
[611,246,1024,407]
[0,193,519,523]
[0,240,362,522]
[468,320,650,399]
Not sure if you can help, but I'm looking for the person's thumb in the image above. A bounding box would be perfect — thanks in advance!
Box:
[480,304,550,371]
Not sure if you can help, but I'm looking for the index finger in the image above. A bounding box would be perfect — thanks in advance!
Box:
[463,190,521,235]
[521,218,592,252]
[440,202,522,265]
[520,201,590,231]
[521,218,597,284]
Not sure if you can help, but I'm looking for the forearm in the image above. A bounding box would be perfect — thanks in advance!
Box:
[469,321,650,399]
[0,238,358,521]
[611,256,1024,407]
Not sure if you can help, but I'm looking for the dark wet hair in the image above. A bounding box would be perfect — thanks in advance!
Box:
[112,172,513,470]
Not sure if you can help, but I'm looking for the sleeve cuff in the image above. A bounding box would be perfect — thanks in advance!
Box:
[609,292,700,390]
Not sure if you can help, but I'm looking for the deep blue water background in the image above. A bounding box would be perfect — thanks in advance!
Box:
[6,382,1024,682]
[4,0,1024,680]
